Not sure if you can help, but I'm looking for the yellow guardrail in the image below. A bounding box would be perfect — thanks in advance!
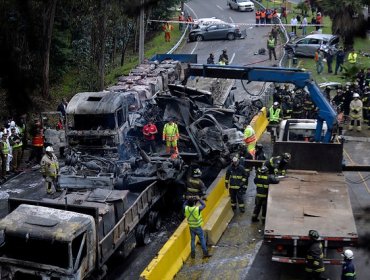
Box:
[140,108,269,280]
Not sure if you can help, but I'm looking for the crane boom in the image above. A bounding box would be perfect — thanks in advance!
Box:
[187,64,337,142]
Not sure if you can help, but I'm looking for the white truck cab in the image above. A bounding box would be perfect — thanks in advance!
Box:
[278,119,328,142]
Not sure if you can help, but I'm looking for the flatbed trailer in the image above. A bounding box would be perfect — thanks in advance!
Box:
[264,170,358,265]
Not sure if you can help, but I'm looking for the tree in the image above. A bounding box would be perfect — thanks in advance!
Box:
[317,0,367,49]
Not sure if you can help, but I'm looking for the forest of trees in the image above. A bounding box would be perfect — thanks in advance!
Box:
[0,0,183,117]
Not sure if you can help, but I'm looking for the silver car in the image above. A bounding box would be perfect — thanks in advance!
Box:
[227,0,254,11]
[284,34,340,57]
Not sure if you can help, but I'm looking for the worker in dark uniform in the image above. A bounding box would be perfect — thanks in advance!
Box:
[303,93,316,119]
[225,156,249,213]
[255,143,267,161]
[252,165,279,222]
[282,95,293,119]
[264,155,281,175]
[239,154,252,194]
[341,249,356,280]
[292,94,304,119]
[305,230,328,280]
[277,153,291,176]
[185,168,206,200]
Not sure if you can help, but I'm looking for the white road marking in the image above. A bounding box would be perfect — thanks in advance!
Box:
[229,17,234,23]
[248,26,253,29]
[191,42,199,54]
[230,53,236,64]
[216,5,224,10]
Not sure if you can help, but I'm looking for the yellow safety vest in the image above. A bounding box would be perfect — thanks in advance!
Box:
[185,206,203,228]
[348,52,357,63]
[268,38,275,48]
[269,107,281,122]
[163,123,179,141]
[1,141,9,154]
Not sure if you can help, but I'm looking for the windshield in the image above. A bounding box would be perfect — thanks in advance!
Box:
[72,114,116,130]
[1,234,70,269]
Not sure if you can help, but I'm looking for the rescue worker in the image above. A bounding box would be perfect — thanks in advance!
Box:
[347,49,357,64]
[251,165,279,222]
[264,155,281,175]
[260,9,266,24]
[0,133,9,181]
[303,94,316,119]
[267,33,277,61]
[207,53,215,64]
[27,117,44,165]
[243,124,256,159]
[305,230,327,280]
[186,168,206,199]
[255,143,267,161]
[162,118,179,157]
[162,22,174,42]
[277,152,291,176]
[282,95,293,119]
[292,95,304,119]
[267,102,282,141]
[349,93,363,131]
[40,146,59,195]
[362,91,370,129]
[341,249,356,280]
[178,11,185,31]
[9,127,22,173]
[225,156,249,213]
[142,119,158,154]
[184,197,211,259]
[219,49,229,65]
[255,9,261,26]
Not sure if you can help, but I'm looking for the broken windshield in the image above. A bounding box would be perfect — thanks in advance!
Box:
[72,114,116,130]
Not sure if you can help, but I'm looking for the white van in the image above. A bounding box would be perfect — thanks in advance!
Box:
[278,119,328,142]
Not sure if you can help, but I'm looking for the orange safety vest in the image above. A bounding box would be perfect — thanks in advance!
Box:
[272,11,278,18]
[267,12,273,19]
[255,11,261,19]
[260,11,266,18]
[32,135,44,147]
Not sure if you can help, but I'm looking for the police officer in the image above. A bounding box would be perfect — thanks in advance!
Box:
[341,249,356,280]
[41,146,59,195]
[225,156,249,213]
[162,118,179,157]
[252,165,279,222]
[305,230,328,280]
[186,168,206,199]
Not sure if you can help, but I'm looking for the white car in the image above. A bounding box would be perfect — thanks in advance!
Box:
[227,0,254,12]
[193,17,226,29]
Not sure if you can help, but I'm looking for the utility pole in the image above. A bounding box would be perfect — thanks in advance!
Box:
[139,0,145,64]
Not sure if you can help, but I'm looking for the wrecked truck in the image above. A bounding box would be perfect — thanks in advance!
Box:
[0,186,165,280]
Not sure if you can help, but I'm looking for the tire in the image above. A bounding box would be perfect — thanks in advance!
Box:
[227,33,235,40]
[196,35,203,42]
[148,211,161,232]
[135,224,150,246]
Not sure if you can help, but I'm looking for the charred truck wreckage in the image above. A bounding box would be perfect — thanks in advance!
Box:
[0,55,265,280]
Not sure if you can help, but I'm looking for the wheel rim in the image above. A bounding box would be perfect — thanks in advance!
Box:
[196,35,202,41]
[228,33,235,40]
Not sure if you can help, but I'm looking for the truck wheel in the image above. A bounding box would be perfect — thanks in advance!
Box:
[148,211,161,232]
[135,224,150,246]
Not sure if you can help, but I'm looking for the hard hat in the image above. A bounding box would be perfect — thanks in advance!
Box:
[232,156,239,163]
[193,168,202,177]
[273,102,279,106]
[353,93,360,98]
[308,229,320,240]
[10,121,15,127]
[181,11,184,15]
[45,146,54,152]
[342,249,354,260]
[259,166,268,173]
[282,153,291,161]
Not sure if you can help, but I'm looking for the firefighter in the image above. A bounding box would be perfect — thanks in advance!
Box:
[0,133,9,181]
[142,119,158,154]
[362,91,370,129]
[252,165,279,222]
[184,197,211,259]
[243,124,256,159]
[341,249,356,280]
[264,155,281,175]
[225,156,249,213]
[305,230,327,280]
[41,146,59,195]
[267,102,282,141]
[27,117,44,165]
[9,127,23,172]
[255,143,267,161]
[282,95,293,119]
[349,93,363,132]
[185,168,206,199]
[162,118,179,157]
[303,93,316,119]
[277,152,291,176]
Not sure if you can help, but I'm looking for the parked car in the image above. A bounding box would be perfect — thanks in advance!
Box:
[284,34,340,57]
[188,23,245,42]
[227,0,254,11]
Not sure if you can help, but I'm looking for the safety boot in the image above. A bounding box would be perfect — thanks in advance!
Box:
[202,253,212,259]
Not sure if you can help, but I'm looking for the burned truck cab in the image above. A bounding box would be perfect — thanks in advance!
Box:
[66,91,129,156]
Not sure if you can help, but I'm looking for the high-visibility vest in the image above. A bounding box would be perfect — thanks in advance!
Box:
[348,52,357,63]
[185,206,203,228]
[268,38,275,48]
[1,141,9,155]
[32,135,44,147]
[41,154,59,178]
[163,123,179,141]
[244,126,256,144]
[261,11,266,18]
[255,12,261,19]
[269,107,281,122]
[165,25,172,32]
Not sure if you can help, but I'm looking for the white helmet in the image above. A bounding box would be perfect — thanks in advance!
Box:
[273,102,279,106]
[10,121,15,127]
[45,146,54,152]
[342,249,354,260]
[353,93,360,98]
